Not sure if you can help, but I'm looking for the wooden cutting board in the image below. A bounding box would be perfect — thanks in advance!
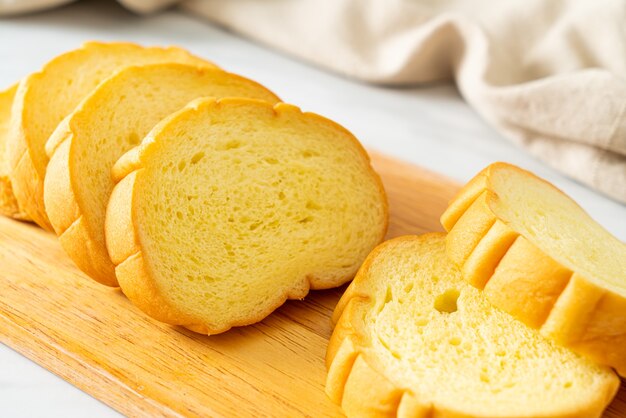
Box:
[0,152,624,417]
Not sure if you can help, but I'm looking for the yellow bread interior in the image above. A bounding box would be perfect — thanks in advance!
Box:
[441,163,626,374]
[8,41,215,229]
[0,83,28,220]
[487,165,626,294]
[43,63,279,286]
[327,233,618,418]
[106,98,388,333]
[442,163,626,294]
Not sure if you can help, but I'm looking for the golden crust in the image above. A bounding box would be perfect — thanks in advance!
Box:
[10,125,52,230]
[107,166,330,334]
[106,98,388,334]
[327,295,429,418]
[326,234,619,418]
[0,83,30,221]
[42,123,81,230]
[441,163,626,376]
[0,175,29,220]
[60,216,118,286]
[8,41,216,231]
[43,65,280,287]
[43,126,118,286]
[9,72,57,230]
[326,236,437,418]
[106,171,208,327]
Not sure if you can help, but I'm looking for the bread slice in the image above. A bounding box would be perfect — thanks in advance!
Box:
[44,64,280,287]
[441,163,626,375]
[106,97,387,334]
[326,233,618,417]
[7,41,216,230]
[0,83,29,220]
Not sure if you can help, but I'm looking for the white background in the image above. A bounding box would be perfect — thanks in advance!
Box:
[0,0,624,416]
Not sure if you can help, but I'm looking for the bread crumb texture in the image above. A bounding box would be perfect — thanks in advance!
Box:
[9,41,215,230]
[43,63,279,286]
[441,163,626,375]
[326,233,618,418]
[107,98,387,334]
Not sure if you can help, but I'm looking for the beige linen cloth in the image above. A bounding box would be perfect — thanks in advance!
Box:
[2,0,625,203]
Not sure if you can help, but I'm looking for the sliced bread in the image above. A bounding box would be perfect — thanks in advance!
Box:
[44,64,280,287]
[326,233,618,417]
[0,83,28,220]
[7,41,216,230]
[441,163,626,375]
[106,98,387,334]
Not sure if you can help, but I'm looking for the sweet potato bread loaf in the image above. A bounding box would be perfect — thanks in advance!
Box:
[7,41,216,230]
[326,233,618,418]
[106,97,388,334]
[44,63,280,287]
[441,163,626,375]
[0,83,28,220]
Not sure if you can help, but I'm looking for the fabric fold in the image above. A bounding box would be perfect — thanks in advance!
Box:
[182,0,626,203]
[2,0,624,202]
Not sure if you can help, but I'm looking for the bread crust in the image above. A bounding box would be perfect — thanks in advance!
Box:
[41,122,117,285]
[106,98,388,334]
[326,234,619,418]
[327,236,450,417]
[106,164,330,334]
[0,176,28,220]
[441,163,626,376]
[0,83,30,221]
[8,41,216,231]
[43,64,279,287]
[9,114,51,229]
[106,171,201,324]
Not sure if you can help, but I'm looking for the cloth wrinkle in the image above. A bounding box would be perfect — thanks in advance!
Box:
[2,0,625,202]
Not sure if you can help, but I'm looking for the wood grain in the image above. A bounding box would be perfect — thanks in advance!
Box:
[0,151,623,417]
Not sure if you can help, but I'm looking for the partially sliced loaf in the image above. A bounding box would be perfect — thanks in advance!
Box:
[44,64,280,287]
[7,41,216,230]
[441,163,626,375]
[106,98,387,334]
[326,233,618,418]
[0,83,28,220]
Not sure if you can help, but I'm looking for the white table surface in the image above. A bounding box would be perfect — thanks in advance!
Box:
[0,0,624,416]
